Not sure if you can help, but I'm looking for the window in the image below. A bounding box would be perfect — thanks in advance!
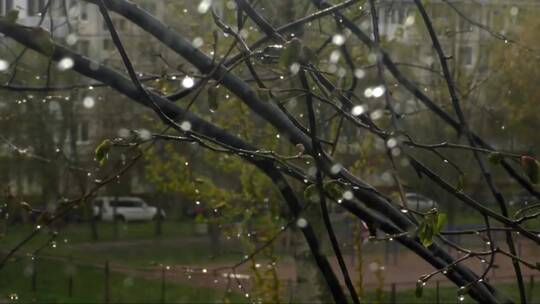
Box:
[1,0,14,14]
[397,8,406,24]
[103,19,126,31]
[458,16,470,32]
[103,38,113,51]
[28,0,46,16]
[79,39,90,55]
[93,199,103,208]
[384,8,394,24]
[80,2,88,20]
[77,121,89,143]
[111,200,143,208]
[115,19,126,31]
[459,46,473,66]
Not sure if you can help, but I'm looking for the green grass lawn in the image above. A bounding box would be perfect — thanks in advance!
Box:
[1,220,198,245]
[0,257,247,303]
[362,281,540,303]
[0,221,245,267]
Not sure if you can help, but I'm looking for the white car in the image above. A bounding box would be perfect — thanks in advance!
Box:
[405,193,438,211]
[92,196,165,222]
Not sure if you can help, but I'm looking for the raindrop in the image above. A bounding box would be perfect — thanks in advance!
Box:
[290,63,300,75]
[0,59,9,72]
[332,34,346,46]
[138,129,151,141]
[192,37,204,48]
[342,190,354,200]
[370,109,383,120]
[330,164,342,174]
[386,138,398,149]
[510,6,519,16]
[296,218,308,228]
[226,1,237,10]
[405,15,415,26]
[118,128,130,137]
[182,76,195,88]
[329,50,341,63]
[180,121,192,131]
[198,0,212,14]
[57,57,74,71]
[354,68,365,79]
[372,86,385,98]
[65,33,78,45]
[364,87,373,98]
[83,96,95,109]
[351,105,365,116]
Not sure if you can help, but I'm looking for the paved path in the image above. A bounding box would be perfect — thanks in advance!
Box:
[75,238,538,292]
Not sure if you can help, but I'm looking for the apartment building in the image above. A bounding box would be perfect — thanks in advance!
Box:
[0,0,537,198]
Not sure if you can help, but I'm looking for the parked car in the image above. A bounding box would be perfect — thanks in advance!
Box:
[92,196,165,222]
[509,195,538,206]
[405,193,438,211]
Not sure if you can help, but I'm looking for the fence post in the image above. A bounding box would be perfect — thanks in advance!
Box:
[160,265,166,303]
[104,260,110,304]
[390,283,396,304]
[31,256,37,292]
[436,280,440,304]
[528,275,535,303]
[384,243,390,265]
[68,256,73,298]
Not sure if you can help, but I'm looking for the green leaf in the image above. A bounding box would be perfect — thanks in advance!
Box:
[488,152,503,164]
[95,139,112,166]
[417,211,444,248]
[520,155,539,184]
[435,213,447,234]
[415,281,424,298]
[417,221,432,247]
